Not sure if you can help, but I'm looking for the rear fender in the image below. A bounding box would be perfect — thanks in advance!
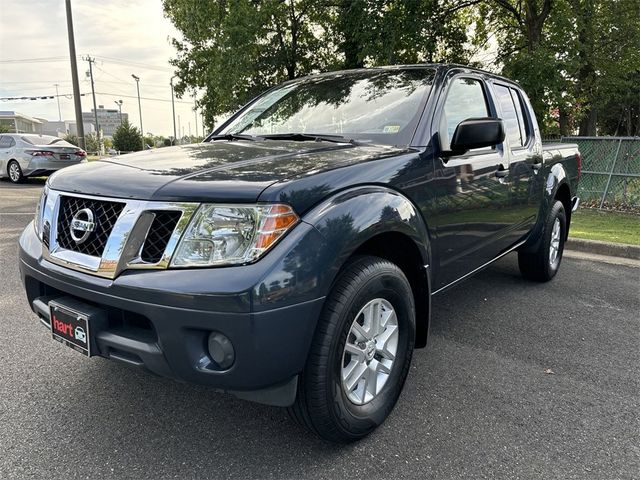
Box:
[521,163,569,252]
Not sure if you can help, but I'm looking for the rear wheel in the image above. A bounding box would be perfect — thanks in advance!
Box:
[7,160,24,184]
[518,200,567,282]
[288,255,415,443]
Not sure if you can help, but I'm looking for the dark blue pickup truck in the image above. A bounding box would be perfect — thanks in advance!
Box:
[19,64,580,442]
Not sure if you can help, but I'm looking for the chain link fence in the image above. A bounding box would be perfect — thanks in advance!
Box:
[546,137,640,210]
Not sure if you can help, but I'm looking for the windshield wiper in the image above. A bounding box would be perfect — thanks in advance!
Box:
[259,133,360,145]
[207,133,261,142]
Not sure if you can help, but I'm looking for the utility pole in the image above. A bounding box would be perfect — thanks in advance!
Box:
[170,76,177,145]
[177,114,181,145]
[54,84,62,121]
[83,56,100,152]
[114,100,123,125]
[65,0,85,149]
[131,74,144,150]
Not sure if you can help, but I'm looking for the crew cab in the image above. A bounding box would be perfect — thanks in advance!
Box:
[19,64,580,442]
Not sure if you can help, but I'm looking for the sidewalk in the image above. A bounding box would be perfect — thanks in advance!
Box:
[566,237,640,261]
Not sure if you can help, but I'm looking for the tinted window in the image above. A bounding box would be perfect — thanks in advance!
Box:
[510,88,530,145]
[494,84,522,147]
[222,68,436,146]
[20,134,60,145]
[440,78,489,150]
[0,136,12,148]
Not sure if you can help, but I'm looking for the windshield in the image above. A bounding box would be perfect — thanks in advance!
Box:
[20,134,65,145]
[220,68,435,145]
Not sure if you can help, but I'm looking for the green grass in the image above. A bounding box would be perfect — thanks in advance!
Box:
[570,208,640,245]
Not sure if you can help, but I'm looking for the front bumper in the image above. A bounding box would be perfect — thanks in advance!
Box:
[19,222,326,406]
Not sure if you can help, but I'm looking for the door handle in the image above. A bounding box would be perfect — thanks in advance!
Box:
[495,169,508,178]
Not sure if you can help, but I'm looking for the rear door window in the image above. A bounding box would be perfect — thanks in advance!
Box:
[0,136,13,148]
[494,84,522,147]
[510,88,531,146]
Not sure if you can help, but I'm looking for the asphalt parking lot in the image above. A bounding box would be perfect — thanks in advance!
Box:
[1,179,638,480]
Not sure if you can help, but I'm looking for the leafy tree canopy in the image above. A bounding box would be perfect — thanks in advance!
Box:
[164,0,640,136]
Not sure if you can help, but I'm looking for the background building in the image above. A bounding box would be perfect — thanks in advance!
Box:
[82,105,128,137]
[39,119,95,138]
[0,111,42,133]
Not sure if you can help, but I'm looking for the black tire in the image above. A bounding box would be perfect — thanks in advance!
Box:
[518,200,567,282]
[7,160,24,184]
[288,255,415,443]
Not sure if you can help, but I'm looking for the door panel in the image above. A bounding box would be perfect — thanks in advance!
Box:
[492,84,543,244]
[430,149,512,289]
[427,76,514,289]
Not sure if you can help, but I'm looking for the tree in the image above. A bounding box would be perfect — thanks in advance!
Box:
[63,134,79,146]
[112,121,143,152]
[163,0,475,127]
[84,133,100,153]
[163,0,330,127]
[64,132,100,152]
[482,0,640,135]
[0,123,12,133]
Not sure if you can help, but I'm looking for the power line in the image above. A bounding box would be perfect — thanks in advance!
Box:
[94,91,192,104]
[1,91,192,104]
[0,56,69,64]
[92,55,172,72]
[1,55,172,73]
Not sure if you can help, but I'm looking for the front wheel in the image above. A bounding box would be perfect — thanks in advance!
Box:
[518,200,567,282]
[288,255,415,443]
[7,160,24,184]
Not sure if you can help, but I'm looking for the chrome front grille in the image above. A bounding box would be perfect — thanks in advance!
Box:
[42,221,51,250]
[39,190,198,279]
[57,196,125,257]
[140,210,183,263]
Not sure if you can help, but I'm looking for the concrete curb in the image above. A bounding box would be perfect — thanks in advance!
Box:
[566,237,640,260]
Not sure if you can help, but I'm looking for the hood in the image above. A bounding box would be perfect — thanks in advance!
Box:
[47,141,407,203]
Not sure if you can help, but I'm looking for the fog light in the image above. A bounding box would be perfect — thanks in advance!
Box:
[207,332,235,369]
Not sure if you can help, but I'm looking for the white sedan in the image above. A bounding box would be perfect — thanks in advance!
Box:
[0,134,87,183]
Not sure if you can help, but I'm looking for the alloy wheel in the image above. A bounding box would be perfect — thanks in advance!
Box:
[341,298,399,405]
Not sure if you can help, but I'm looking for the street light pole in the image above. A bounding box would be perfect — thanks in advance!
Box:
[64,0,85,149]
[170,77,177,146]
[131,74,144,150]
[84,56,100,153]
[114,100,123,125]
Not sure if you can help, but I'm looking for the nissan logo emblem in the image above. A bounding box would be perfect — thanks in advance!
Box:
[70,208,96,244]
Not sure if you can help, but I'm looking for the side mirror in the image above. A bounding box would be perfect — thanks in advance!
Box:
[446,118,505,156]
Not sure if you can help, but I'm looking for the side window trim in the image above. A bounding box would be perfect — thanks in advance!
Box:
[512,87,534,149]
[492,82,534,151]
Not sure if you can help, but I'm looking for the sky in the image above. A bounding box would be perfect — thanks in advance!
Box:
[0,0,203,138]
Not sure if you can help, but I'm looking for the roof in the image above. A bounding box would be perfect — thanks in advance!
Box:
[0,111,43,124]
[288,63,520,88]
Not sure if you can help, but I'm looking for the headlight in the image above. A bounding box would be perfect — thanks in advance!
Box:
[171,204,298,267]
[33,186,48,239]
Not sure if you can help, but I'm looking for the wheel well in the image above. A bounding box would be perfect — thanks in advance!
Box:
[351,232,430,348]
[554,183,572,239]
